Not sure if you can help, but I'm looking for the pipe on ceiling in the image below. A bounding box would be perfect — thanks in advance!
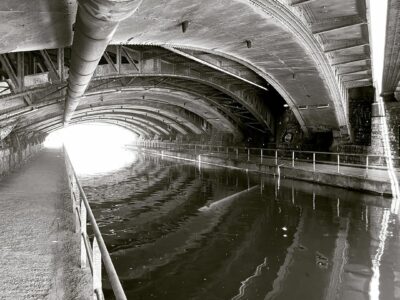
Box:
[63,0,143,124]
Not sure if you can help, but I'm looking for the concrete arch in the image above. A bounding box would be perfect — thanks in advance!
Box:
[80,103,204,135]
[6,84,240,138]
[85,87,240,133]
[37,116,156,138]
[45,120,147,138]
[73,115,167,136]
[93,70,274,132]
[17,107,179,137]
[72,112,174,136]
[75,107,191,135]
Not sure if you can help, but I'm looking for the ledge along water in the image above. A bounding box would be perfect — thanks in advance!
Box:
[78,148,400,300]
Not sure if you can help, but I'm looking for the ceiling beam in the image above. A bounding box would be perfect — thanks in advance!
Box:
[291,0,320,7]
[324,40,369,53]
[163,46,269,92]
[332,57,371,67]
[312,16,367,35]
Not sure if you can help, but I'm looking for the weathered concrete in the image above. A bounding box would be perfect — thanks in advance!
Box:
[0,149,91,299]
[0,143,42,177]
[0,0,373,143]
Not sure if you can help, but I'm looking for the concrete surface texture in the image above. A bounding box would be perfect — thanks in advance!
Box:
[0,0,374,145]
[0,149,91,299]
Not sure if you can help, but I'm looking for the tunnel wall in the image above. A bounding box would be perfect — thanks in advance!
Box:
[0,138,44,177]
[385,102,400,158]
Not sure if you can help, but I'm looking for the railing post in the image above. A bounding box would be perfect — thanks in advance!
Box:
[80,200,87,268]
[366,155,369,175]
[292,151,295,168]
[337,154,340,173]
[313,152,316,172]
[93,237,103,300]
[248,148,250,162]
[73,178,80,233]
[260,149,263,164]
[275,150,278,165]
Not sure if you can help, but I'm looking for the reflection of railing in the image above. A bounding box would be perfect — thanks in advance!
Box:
[64,146,127,300]
[133,141,397,175]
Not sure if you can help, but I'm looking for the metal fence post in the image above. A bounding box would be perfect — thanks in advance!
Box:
[275,150,278,165]
[80,201,87,268]
[366,155,369,175]
[337,154,340,173]
[93,237,103,299]
[260,149,263,164]
[292,151,295,168]
[73,178,80,233]
[313,152,315,172]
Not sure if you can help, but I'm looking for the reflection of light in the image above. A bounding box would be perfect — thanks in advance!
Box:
[232,257,267,300]
[44,123,138,175]
[370,0,400,205]
[369,209,390,300]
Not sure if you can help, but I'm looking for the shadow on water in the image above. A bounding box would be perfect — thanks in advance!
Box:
[79,150,400,300]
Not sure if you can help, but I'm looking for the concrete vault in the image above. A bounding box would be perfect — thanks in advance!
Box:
[0,0,373,146]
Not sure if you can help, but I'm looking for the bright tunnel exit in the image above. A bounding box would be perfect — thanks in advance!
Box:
[44,123,138,175]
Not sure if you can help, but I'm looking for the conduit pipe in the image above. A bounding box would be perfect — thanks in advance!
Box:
[63,0,143,123]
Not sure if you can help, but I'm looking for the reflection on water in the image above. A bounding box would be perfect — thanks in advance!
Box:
[69,147,138,175]
[79,151,400,300]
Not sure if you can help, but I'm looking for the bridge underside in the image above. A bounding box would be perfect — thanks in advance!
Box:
[0,0,374,149]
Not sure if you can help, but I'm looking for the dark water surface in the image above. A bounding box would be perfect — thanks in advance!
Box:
[79,150,400,300]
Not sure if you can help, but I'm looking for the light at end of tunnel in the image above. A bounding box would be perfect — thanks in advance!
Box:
[283,104,289,108]
[44,123,138,175]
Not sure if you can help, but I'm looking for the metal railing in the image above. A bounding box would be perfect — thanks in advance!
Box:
[133,141,399,175]
[64,146,127,300]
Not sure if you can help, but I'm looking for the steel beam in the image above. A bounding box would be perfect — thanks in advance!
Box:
[163,46,269,92]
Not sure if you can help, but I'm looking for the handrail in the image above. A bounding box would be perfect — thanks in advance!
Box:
[134,140,399,159]
[63,146,127,300]
[132,140,399,175]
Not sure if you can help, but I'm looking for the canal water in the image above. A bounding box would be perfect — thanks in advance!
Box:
[78,149,400,300]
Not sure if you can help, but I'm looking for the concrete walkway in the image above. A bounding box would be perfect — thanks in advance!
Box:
[0,149,91,300]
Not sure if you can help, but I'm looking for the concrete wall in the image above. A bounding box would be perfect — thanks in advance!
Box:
[0,140,43,177]
[385,101,400,158]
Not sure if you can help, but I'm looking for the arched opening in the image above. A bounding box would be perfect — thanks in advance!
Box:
[44,123,138,175]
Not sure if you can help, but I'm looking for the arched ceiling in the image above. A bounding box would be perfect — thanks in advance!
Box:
[0,0,373,143]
